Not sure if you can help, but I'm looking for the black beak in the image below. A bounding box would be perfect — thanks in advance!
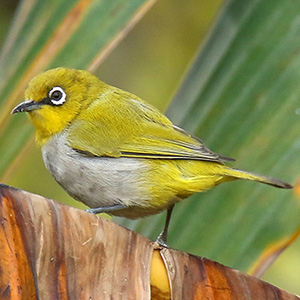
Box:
[11,100,41,114]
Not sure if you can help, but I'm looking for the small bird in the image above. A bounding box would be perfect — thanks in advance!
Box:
[12,67,292,245]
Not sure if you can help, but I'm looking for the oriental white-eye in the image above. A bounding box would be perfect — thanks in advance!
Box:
[11,67,292,245]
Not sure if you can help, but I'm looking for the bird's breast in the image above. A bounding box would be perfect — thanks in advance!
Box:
[41,132,153,217]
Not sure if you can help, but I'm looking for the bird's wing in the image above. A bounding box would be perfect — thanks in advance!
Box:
[68,90,233,163]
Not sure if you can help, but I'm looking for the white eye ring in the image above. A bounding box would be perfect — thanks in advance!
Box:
[49,86,66,106]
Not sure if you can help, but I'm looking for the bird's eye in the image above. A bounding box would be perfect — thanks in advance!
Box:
[52,91,62,100]
[48,87,66,106]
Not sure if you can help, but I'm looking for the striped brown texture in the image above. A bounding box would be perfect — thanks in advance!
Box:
[0,184,152,299]
[0,184,299,300]
[160,248,300,300]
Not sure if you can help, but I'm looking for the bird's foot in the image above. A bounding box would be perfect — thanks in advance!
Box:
[155,231,169,248]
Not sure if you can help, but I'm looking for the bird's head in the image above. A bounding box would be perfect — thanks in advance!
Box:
[12,67,104,146]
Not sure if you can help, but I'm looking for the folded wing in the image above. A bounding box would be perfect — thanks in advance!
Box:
[68,90,233,164]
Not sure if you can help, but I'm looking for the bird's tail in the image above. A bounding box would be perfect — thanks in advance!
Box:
[224,168,293,189]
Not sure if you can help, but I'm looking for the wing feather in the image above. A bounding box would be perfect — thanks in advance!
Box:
[68,89,233,163]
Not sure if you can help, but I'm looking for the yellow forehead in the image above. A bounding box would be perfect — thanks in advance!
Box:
[24,67,99,102]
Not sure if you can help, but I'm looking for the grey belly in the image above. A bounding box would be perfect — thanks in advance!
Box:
[41,134,150,210]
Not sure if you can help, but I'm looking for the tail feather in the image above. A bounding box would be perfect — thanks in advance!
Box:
[225,168,293,189]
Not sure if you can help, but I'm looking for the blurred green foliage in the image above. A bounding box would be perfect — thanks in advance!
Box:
[0,1,18,48]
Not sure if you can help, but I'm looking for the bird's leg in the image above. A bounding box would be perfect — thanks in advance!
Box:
[85,204,127,214]
[156,205,175,247]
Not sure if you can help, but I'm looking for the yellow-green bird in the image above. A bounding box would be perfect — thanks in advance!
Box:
[12,67,292,245]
